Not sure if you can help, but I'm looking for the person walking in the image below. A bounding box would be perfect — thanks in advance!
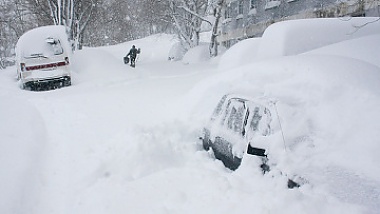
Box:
[126,45,140,67]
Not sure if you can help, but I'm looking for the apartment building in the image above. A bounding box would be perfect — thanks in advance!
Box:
[219,0,380,47]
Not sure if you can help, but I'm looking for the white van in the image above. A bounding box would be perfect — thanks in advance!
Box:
[16,25,72,91]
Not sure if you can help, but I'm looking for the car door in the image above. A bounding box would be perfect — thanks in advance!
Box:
[212,98,249,170]
[246,103,272,157]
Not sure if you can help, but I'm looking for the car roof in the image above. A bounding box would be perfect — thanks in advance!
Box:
[223,94,273,108]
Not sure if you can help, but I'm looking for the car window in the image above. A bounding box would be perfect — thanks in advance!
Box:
[211,95,228,121]
[249,106,271,136]
[250,107,262,132]
[226,100,246,134]
[48,39,64,55]
[23,37,64,58]
[261,107,272,136]
[220,99,232,126]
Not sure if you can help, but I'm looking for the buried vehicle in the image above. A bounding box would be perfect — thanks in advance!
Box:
[200,94,301,188]
[16,25,72,91]
[201,94,273,171]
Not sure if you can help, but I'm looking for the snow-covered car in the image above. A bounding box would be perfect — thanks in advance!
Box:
[16,25,72,91]
[201,94,273,171]
[201,94,302,188]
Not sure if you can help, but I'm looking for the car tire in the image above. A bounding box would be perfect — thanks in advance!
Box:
[202,138,211,151]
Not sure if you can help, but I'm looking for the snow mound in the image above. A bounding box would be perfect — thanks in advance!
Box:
[168,42,187,61]
[304,33,380,68]
[257,17,380,59]
[218,37,261,70]
[182,44,210,64]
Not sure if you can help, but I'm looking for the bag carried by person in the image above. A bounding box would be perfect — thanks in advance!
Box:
[124,56,129,64]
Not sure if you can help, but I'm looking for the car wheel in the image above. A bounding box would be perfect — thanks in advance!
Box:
[202,138,211,151]
[212,138,242,170]
[23,84,31,91]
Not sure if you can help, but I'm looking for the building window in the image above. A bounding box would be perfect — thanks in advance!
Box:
[265,0,281,10]
[238,0,244,15]
[225,4,232,19]
[250,0,257,9]
[249,0,257,15]
[223,40,232,48]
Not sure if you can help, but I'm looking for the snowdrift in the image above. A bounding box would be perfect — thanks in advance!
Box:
[0,18,379,214]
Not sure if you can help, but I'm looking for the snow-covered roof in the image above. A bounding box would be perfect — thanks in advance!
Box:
[257,17,380,59]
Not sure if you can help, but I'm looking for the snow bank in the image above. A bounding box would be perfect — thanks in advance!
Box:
[0,96,47,213]
[304,33,380,68]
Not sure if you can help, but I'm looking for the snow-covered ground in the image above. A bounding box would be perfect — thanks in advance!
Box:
[1,18,380,213]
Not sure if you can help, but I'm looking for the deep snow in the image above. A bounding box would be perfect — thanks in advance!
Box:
[1,18,380,213]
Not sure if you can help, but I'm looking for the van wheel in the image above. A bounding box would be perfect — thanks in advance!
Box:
[64,77,71,86]
[23,84,31,91]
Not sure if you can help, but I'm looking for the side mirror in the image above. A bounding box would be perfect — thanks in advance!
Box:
[45,37,58,45]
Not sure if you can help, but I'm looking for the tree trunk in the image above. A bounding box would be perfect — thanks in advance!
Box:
[209,0,224,57]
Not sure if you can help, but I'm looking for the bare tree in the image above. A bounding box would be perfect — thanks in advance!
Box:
[169,0,209,51]
[139,0,173,35]
[209,0,225,57]
[0,0,35,69]
[26,0,98,50]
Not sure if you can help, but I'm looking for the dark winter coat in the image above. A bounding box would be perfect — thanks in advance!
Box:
[127,47,138,59]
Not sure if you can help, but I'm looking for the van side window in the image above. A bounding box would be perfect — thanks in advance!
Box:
[46,38,64,55]
[51,40,64,55]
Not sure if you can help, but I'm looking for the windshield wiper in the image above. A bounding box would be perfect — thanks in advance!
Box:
[25,53,48,59]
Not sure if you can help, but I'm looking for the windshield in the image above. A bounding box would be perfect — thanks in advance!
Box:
[23,37,64,59]
[226,100,246,134]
